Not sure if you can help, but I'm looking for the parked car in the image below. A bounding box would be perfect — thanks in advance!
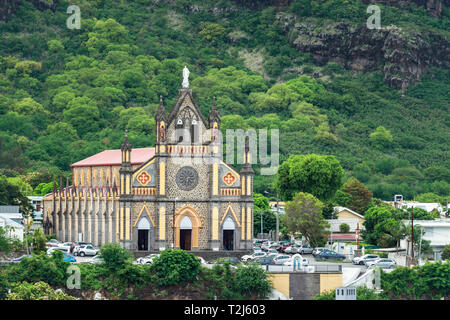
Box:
[89,255,104,264]
[59,242,74,252]
[352,254,380,266]
[136,253,160,264]
[267,248,279,255]
[45,239,60,248]
[284,245,299,254]
[283,254,309,267]
[47,247,68,256]
[316,250,346,261]
[75,244,99,257]
[297,245,314,254]
[254,257,276,266]
[272,254,292,265]
[73,242,92,256]
[367,258,397,269]
[12,254,32,262]
[241,251,266,262]
[261,243,272,251]
[279,242,291,253]
[253,246,262,252]
[312,247,327,257]
[63,253,77,263]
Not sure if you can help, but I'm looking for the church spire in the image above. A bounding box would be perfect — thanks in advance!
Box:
[208,96,220,128]
[121,129,132,152]
[155,95,167,122]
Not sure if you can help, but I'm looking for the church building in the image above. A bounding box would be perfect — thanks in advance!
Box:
[42,68,254,252]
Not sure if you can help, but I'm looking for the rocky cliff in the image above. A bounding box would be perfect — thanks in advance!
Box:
[277,13,449,90]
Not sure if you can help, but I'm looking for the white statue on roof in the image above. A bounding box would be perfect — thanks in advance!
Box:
[182,66,189,88]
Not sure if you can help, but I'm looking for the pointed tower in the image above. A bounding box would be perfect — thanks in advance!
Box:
[240,135,254,198]
[119,130,132,196]
[119,130,132,247]
[208,96,221,145]
[155,95,167,155]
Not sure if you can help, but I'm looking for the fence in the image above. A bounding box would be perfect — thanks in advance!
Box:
[263,264,342,273]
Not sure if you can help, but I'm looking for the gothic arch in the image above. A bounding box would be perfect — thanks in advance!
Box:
[174,206,202,249]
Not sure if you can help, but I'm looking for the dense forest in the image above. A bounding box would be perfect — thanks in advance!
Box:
[0,0,449,201]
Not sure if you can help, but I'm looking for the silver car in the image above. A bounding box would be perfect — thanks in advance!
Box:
[76,244,99,257]
[352,254,380,266]
[273,254,291,265]
[367,258,397,269]
[297,245,314,254]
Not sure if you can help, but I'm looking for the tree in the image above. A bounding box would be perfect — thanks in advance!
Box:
[275,154,344,201]
[283,192,330,247]
[253,193,277,237]
[98,243,132,272]
[339,223,350,233]
[369,126,393,149]
[0,175,33,216]
[442,244,450,260]
[150,249,201,286]
[342,178,373,213]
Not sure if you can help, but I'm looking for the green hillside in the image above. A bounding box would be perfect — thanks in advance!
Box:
[0,0,449,201]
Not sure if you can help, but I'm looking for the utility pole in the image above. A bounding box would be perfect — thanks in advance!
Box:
[411,206,414,266]
[418,227,424,265]
[276,192,279,242]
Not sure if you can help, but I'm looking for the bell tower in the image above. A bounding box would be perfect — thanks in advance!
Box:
[119,130,132,246]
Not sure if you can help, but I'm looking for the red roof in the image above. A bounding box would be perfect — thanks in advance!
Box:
[71,148,155,167]
[329,233,360,241]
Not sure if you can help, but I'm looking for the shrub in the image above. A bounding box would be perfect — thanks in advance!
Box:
[6,251,69,286]
[7,281,75,300]
[233,263,272,299]
[339,223,350,233]
[442,244,450,260]
[98,243,133,272]
[150,249,201,286]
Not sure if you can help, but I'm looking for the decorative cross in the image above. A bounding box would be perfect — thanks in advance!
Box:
[137,171,151,186]
[223,172,236,186]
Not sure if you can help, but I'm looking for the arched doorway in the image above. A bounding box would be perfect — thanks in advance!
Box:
[137,217,150,251]
[222,217,235,251]
[179,216,192,251]
[174,206,202,250]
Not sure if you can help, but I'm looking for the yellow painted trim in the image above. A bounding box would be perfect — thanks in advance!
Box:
[246,207,252,240]
[126,175,130,195]
[212,207,219,240]
[220,204,241,228]
[174,206,203,248]
[241,207,245,240]
[213,162,218,196]
[133,204,156,228]
[119,207,124,240]
[159,206,165,240]
[247,176,251,196]
[125,207,130,240]
[160,161,165,195]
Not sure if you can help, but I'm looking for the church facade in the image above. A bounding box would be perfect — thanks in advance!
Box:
[43,76,254,252]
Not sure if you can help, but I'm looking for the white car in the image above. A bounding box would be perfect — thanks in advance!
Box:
[352,254,380,266]
[252,246,262,252]
[76,244,99,257]
[367,258,397,269]
[46,247,68,256]
[45,239,60,248]
[272,254,291,265]
[59,242,73,251]
[241,252,266,262]
[283,254,309,267]
[136,254,160,264]
[284,245,299,254]
[89,255,104,264]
